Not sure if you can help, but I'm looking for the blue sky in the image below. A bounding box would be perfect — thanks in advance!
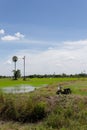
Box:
[0,0,87,75]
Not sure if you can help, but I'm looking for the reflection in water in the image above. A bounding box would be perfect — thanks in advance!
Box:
[2,85,35,94]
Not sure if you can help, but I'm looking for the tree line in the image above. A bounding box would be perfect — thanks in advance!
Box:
[0,72,87,79]
[26,73,87,78]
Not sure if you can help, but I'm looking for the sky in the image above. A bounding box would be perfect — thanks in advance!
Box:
[0,0,87,76]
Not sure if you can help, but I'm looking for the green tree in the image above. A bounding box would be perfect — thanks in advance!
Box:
[16,69,21,78]
[13,69,21,80]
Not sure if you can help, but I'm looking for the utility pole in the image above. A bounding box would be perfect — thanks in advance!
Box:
[23,56,26,80]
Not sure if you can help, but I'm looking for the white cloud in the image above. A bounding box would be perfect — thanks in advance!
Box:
[1,38,87,75]
[1,35,19,41]
[1,32,24,41]
[63,39,87,50]
[14,39,87,75]
[0,29,5,34]
[15,32,24,38]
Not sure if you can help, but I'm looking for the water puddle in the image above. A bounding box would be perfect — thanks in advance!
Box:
[1,85,35,94]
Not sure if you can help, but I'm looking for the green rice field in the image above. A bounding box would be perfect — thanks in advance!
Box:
[0,77,78,87]
[0,77,87,95]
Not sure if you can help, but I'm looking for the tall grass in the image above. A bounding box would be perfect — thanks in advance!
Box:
[45,95,87,130]
[0,93,47,122]
[0,92,87,130]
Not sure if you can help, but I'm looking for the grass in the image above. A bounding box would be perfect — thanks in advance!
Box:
[0,94,87,130]
[0,77,78,87]
[63,79,87,96]
[0,77,87,130]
